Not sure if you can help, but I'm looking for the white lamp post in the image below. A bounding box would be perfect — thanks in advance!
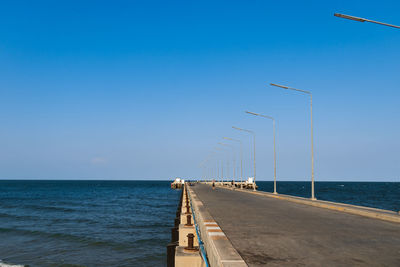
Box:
[223,137,243,189]
[270,83,316,200]
[232,126,257,191]
[245,111,278,194]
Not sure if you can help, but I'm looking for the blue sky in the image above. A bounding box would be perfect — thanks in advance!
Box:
[0,0,399,181]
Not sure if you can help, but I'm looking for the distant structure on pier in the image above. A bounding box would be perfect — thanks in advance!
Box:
[171,178,184,189]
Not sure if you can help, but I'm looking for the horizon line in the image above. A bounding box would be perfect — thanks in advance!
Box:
[0,178,398,182]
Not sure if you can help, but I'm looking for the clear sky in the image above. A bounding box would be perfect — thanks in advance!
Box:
[0,0,399,181]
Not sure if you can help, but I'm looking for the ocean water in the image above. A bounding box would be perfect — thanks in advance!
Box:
[0,181,180,267]
[0,180,399,267]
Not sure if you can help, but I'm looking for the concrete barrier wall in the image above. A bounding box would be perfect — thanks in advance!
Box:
[187,185,247,267]
[227,187,400,224]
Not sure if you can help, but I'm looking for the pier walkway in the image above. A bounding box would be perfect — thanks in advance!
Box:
[190,183,400,266]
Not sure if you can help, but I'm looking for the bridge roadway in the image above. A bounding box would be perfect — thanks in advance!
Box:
[191,183,400,266]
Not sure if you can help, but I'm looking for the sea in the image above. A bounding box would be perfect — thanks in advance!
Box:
[0,180,399,267]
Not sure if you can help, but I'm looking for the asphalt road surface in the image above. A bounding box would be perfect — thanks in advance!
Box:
[191,183,400,266]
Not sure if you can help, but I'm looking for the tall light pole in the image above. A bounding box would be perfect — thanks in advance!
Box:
[223,137,243,189]
[270,83,316,200]
[232,126,257,191]
[245,111,278,194]
[200,159,208,181]
[334,13,400,29]
[217,144,232,185]
[218,142,236,185]
[215,157,219,183]
[215,147,225,184]
[199,162,205,181]
[202,152,215,181]
[199,158,207,181]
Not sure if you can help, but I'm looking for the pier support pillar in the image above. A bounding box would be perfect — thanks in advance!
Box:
[175,246,204,267]
[178,225,198,247]
[167,241,178,267]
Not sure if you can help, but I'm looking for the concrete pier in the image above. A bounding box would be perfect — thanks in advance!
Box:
[189,183,400,266]
[168,184,206,267]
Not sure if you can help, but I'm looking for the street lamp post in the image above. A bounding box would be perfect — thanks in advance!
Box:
[215,147,225,184]
[200,159,208,181]
[232,126,257,191]
[199,160,205,181]
[334,13,400,29]
[218,142,236,186]
[223,137,243,189]
[270,83,316,200]
[199,163,205,181]
[245,111,278,194]
[217,144,232,186]
[215,158,219,184]
[220,158,223,184]
[202,152,216,182]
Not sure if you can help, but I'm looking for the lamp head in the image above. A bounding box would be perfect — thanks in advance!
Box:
[246,111,260,116]
[270,83,289,89]
[334,13,366,22]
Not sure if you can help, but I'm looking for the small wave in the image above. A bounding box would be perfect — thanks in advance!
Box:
[0,212,37,220]
[0,260,26,267]
[56,265,87,267]
[0,212,98,226]
[0,227,88,244]
[24,204,77,213]
[0,228,130,250]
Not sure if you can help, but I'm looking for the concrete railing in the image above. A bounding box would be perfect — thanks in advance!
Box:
[218,185,400,224]
[187,184,247,267]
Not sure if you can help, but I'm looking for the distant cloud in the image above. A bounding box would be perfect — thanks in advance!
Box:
[90,157,107,165]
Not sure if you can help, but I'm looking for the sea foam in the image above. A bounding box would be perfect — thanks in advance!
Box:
[0,260,25,267]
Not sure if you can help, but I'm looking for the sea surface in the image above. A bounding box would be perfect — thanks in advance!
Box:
[0,180,399,267]
[0,180,180,267]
